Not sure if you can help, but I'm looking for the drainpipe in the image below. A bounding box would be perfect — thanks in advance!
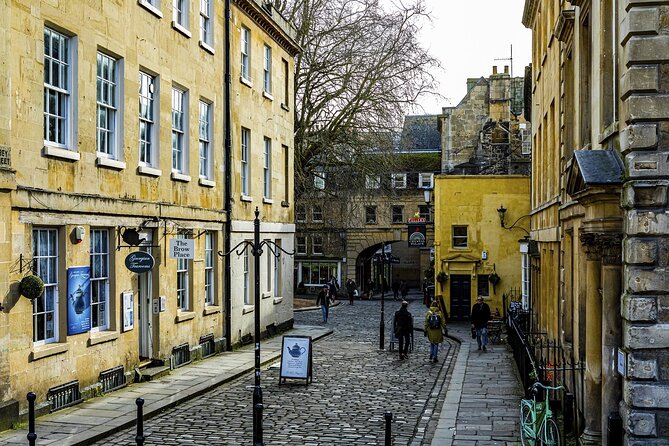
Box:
[224,0,232,351]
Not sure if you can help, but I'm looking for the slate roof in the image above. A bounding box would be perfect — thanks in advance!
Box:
[399,115,441,152]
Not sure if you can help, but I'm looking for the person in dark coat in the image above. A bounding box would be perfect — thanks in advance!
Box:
[392,279,400,300]
[393,301,413,360]
[471,296,492,351]
[316,285,330,322]
[345,278,356,305]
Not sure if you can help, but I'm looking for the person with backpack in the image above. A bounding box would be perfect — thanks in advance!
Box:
[471,296,492,351]
[345,278,357,305]
[393,300,413,360]
[424,301,447,363]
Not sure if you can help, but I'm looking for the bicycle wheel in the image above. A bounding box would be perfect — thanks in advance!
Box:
[538,417,560,446]
[519,402,535,445]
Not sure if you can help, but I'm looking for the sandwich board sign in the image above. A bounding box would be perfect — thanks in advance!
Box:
[279,336,313,385]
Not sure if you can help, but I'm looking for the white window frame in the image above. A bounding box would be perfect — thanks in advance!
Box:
[199,100,212,179]
[312,235,323,255]
[139,71,158,167]
[204,232,215,305]
[418,173,434,189]
[172,87,187,173]
[32,228,59,345]
[265,239,272,293]
[365,175,381,189]
[173,0,190,33]
[44,27,74,149]
[90,229,110,331]
[241,26,250,81]
[521,252,530,310]
[391,173,407,189]
[241,127,250,196]
[96,52,120,159]
[263,137,272,199]
[199,0,213,47]
[243,246,250,305]
[176,233,190,310]
[263,45,272,94]
[296,236,307,255]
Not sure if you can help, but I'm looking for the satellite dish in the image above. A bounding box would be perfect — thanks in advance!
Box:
[121,228,144,246]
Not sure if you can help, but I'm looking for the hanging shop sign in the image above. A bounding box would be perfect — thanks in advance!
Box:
[169,238,195,259]
[125,251,155,273]
[279,336,313,385]
[67,266,91,335]
[407,223,427,248]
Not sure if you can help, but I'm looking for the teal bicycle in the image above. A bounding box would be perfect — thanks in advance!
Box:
[520,381,563,445]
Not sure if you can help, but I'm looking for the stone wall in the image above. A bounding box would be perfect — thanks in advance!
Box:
[619,1,669,443]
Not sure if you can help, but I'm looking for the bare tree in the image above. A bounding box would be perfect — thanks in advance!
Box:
[274,0,441,195]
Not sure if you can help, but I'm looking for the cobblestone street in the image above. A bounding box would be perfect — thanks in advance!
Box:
[96,297,457,446]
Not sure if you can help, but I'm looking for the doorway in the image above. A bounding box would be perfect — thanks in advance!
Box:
[450,275,471,321]
[138,231,154,360]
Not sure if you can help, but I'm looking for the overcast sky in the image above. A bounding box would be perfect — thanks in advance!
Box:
[416,0,531,114]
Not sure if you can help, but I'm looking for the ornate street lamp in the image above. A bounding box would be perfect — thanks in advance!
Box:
[219,208,294,445]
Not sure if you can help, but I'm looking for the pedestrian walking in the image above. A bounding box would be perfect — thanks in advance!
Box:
[316,285,330,322]
[366,279,375,299]
[400,281,409,300]
[327,278,338,304]
[392,279,400,300]
[424,301,446,363]
[345,278,357,305]
[393,301,413,360]
[471,296,492,351]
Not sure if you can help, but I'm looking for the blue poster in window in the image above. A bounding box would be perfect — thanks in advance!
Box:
[67,266,91,335]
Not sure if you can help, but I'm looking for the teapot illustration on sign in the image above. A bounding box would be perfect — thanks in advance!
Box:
[70,284,86,314]
[287,343,306,358]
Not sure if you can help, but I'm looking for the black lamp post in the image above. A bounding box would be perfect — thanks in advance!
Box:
[379,242,386,350]
[219,207,294,446]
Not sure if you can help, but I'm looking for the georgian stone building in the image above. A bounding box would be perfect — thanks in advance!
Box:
[0,0,297,426]
[523,0,669,443]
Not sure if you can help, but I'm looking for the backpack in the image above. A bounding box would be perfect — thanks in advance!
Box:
[428,312,441,329]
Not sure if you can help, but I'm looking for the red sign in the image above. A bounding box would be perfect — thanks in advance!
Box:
[407,217,426,224]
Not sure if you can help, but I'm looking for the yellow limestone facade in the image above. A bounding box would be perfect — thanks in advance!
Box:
[433,175,530,319]
[0,0,298,420]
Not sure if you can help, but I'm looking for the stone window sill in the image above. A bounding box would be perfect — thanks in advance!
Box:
[241,194,253,202]
[263,198,273,204]
[242,305,255,314]
[240,77,253,88]
[176,311,196,323]
[172,21,192,38]
[88,331,120,346]
[31,343,69,361]
[171,171,191,182]
[199,178,215,188]
[273,297,283,305]
[281,201,290,208]
[262,91,274,101]
[199,40,215,55]
[43,145,80,162]
[262,292,272,299]
[137,165,162,177]
[138,0,163,18]
[203,305,220,316]
[96,156,126,170]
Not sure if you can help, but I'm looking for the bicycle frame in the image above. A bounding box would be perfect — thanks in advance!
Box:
[519,382,563,445]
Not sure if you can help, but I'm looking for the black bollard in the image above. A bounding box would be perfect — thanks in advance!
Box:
[135,398,145,445]
[26,392,36,446]
[384,411,393,446]
[254,403,264,446]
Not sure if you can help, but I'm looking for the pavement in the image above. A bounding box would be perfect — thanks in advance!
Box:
[0,292,524,445]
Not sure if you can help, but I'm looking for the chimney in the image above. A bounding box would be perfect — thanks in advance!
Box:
[504,65,509,74]
[492,66,498,75]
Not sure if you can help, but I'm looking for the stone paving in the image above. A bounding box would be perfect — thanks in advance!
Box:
[0,293,525,445]
[96,295,457,446]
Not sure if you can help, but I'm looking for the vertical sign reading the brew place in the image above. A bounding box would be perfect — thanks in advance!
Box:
[169,238,195,259]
